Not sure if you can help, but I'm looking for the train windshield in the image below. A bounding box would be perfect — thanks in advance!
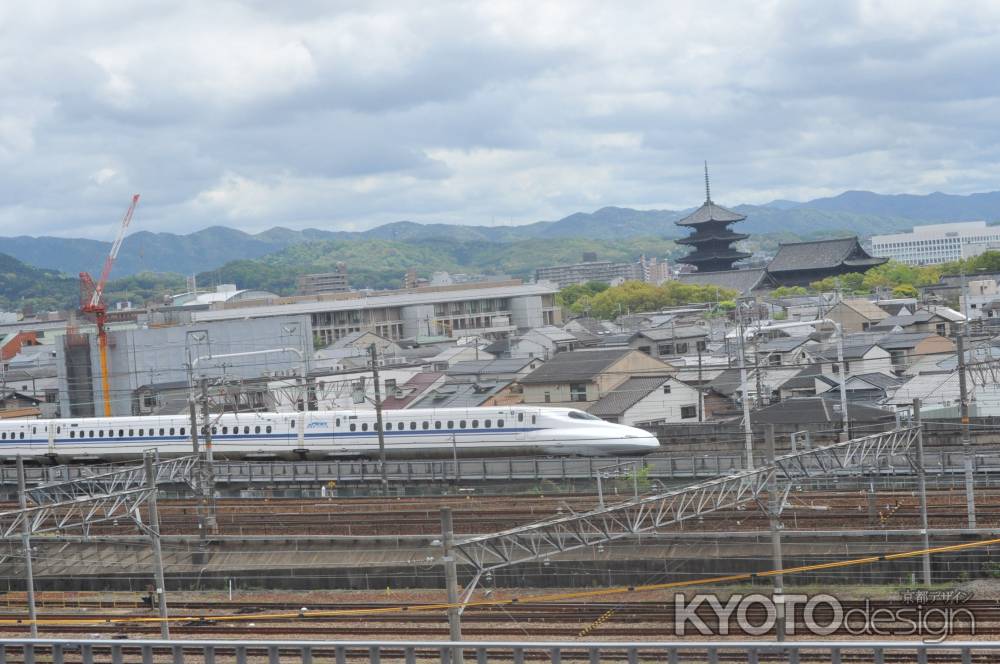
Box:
[567,411,601,421]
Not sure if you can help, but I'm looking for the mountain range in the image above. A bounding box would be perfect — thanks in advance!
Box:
[2,189,999,279]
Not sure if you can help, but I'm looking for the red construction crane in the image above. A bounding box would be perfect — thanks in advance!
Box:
[80,194,140,417]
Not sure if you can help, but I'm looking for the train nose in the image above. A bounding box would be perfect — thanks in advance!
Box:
[622,426,660,449]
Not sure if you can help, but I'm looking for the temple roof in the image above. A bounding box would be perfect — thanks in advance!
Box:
[676,231,749,245]
[675,200,747,227]
[768,237,887,274]
[677,268,778,295]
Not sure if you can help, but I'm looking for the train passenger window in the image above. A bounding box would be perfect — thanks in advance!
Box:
[19,433,24,439]
[350,423,356,432]
[422,421,429,430]
[212,427,217,435]
[498,419,504,427]
[518,413,524,422]
[222,427,228,434]
[159,428,165,436]
[149,429,155,437]
[32,427,36,434]
[244,426,250,434]
[255,426,261,434]
[460,420,466,429]
[485,419,491,428]
[69,431,74,438]
[266,425,272,434]
[1,432,5,439]
[57,427,61,434]
[448,421,454,428]
[140,429,145,436]
[129,429,134,436]
[472,420,479,428]
[410,422,417,430]
[336,418,341,426]
[169,428,174,435]
[89,431,94,438]
[180,427,185,436]
[435,421,442,429]
[291,420,296,429]
[119,429,125,437]
[398,422,405,430]
[532,416,536,424]
[362,423,368,431]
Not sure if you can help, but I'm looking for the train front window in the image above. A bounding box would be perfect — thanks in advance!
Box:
[567,411,601,421]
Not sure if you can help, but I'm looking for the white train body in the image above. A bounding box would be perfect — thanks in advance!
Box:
[0,406,659,461]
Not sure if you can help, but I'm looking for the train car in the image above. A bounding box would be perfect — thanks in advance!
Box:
[0,406,659,461]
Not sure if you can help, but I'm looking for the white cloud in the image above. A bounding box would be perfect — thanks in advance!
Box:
[0,0,998,237]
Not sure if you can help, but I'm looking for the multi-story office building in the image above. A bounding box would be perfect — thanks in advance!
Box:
[297,265,350,295]
[870,222,1000,265]
[192,281,560,346]
[535,259,641,288]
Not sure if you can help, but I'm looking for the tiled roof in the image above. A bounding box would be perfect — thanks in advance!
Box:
[520,349,637,384]
[380,372,444,409]
[676,268,776,295]
[757,337,811,353]
[445,358,538,376]
[675,201,746,227]
[410,378,512,409]
[850,372,904,390]
[750,397,894,425]
[876,331,934,349]
[780,364,838,391]
[841,299,890,321]
[588,376,673,417]
[634,325,707,342]
[768,238,887,273]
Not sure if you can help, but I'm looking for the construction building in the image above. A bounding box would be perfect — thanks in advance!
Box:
[191,281,560,346]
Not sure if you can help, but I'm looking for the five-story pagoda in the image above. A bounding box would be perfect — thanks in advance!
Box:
[676,164,750,272]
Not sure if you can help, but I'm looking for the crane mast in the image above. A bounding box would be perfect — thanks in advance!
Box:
[80,194,140,417]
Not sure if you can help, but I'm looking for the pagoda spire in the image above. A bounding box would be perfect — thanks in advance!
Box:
[675,164,749,272]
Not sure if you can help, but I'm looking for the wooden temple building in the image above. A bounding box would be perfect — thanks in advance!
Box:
[675,165,888,292]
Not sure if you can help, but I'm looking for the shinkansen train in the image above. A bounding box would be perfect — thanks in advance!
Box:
[0,406,659,461]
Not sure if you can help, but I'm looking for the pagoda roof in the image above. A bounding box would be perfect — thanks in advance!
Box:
[768,237,888,274]
[676,231,749,245]
[675,200,747,227]
[681,249,752,262]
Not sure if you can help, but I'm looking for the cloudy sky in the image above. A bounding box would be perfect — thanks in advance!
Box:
[1,1,998,238]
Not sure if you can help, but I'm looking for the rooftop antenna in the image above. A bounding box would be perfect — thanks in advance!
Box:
[704,161,712,203]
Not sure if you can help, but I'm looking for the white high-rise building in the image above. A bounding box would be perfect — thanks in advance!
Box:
[870,221,1000,265]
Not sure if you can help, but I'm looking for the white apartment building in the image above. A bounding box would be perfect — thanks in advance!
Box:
[870,221,1000,265]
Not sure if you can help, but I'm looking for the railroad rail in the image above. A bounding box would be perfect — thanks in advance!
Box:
[1,638,1000,664]
[2,447,1000,489]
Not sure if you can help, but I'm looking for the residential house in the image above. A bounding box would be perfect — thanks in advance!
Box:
[379,372,446,409]
[519,348,674,407]
[877,332,955,375]
[410,378,519,409]
[818,372,903,403]
[755,337,813,368]
[805,339,893,378]
[515,325,580,358]
[870,308,964,337]
[825,298,890,333]
[588,376,702,425]
[628,324,709,361]
[445,357,543,382]
[886,372,960,409]
[778,365,841,400]
[764,294,836,322]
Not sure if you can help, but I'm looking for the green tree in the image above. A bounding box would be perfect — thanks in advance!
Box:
[771,286,808,298]
[557,281,610,309]
[891,283,919,298]
[584,280,737,319]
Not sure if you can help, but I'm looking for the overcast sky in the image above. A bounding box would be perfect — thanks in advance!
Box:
[1,1,998,238]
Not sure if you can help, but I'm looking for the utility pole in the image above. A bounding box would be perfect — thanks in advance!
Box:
[913,398,932,585]
[440,508,463,664]
[957,329,976,528]
[369,343,388,491]
[697,347,704,422]
[737,299,754,470]
[766,426,784,641]
[16,456,37,638]
[199,379,217,533]
[144,453,170,639]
